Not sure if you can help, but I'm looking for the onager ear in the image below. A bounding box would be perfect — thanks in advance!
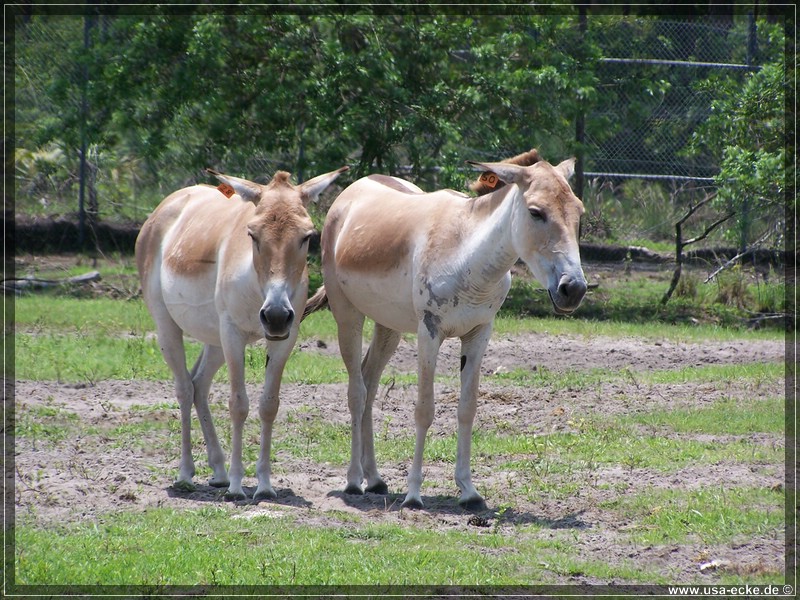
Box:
[468,149,541,196]
[555,158,576,181]
[206,168,263,204]
[299,166,350,205]
[466,161,527,186]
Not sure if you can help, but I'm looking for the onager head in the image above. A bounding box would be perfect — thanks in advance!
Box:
[467,156,587,314]
[207,166,348,340]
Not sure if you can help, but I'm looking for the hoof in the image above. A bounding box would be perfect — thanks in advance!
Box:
[208,478,230,488]
[224,490,247,502]
[459,496,487,512]
[401,497,424,510]
[253,488,277,502]
[365,481,389,495]
[172,480,197,493]
[344,483,364,495]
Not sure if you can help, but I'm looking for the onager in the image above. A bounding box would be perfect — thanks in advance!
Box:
[136,165,348,500]
[304,150,586,510]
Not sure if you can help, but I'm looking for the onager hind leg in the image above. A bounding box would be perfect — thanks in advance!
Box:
[325,284,370,495]
[360,324,401,494]
[189,344,228,487]
[337,308,369,495]
[151,312,198,490]
[403,326,442,509]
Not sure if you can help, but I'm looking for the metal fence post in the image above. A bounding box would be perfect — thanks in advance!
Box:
[575,5,587,200]
[78,14,92,249]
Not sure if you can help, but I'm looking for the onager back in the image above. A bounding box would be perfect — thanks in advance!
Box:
[305,151,586,510]
[136,166,347,500]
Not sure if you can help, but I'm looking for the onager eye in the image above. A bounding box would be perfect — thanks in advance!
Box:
[300,233,313,248]
[247,230,260,251]
[529,208,546,222]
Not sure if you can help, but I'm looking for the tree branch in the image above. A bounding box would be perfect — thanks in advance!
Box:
[704,226,777,283]
[683,211,735,247]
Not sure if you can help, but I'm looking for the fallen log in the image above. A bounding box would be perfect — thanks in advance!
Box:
[2,271,101,293]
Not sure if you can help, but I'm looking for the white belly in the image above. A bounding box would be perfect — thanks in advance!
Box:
[339,271,419,333]
[161,268,223,346]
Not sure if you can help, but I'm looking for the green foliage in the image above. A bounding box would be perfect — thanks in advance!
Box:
[692,61,786,250]
[13,12,590,218]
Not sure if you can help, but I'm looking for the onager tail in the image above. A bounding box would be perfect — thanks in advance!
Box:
[302,285,329,321]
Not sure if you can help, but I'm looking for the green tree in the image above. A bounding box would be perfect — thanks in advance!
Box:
[694,58,786,251]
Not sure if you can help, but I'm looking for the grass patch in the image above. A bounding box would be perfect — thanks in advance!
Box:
[15,506,560,586]
[500,272,787,332]
[13,276,785,345]
[269,400,784,478]
[13,333,349,385]
[493,309,783,343]
[627,397,784,436]
[485,362,783,394]
[14,295,154,336]
[603,486,784,546]
[493,426,782,478]
[640,362,784,385]
[14,404,79,445]
[488,365,609,391]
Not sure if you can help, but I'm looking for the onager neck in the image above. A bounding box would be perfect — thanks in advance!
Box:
[462,185,523,287]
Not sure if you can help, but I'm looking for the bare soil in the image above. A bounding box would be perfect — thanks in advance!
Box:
[13,329,787,585]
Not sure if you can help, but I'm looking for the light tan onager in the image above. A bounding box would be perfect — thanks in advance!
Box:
[303,149,587,510]
[136,166,348,500]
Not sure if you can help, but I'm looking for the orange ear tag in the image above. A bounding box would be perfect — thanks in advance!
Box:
[479,172,499,189]
[217,183,236,198]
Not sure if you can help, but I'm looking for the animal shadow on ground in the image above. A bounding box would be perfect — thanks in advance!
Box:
[497,507,591,530]
[166,483,313,509]
[327,489,590,530]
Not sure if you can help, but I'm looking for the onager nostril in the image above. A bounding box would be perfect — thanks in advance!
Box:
[261,306,294,330]
[557,277,588,302]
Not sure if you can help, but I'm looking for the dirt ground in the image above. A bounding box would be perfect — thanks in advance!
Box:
[12,326,787,585]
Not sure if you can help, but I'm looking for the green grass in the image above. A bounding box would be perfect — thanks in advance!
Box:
[493,311,783,342]
[482,362,784,394]
[14,295,155,336]
[12,289,784,385]
[14,506,567,587]
[639,362,784,385]
[13,273,786,343]
[14,404,79,445]
[626,396,784,435]
[265,395,784,478]
[602,486,784,547]
[13,331,351,384]
[500,271,787,331]
[14,504,681,587]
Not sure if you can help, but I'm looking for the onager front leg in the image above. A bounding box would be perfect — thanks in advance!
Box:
[455,323,493,511]
[360,324,401,494]
[254,335,296,501]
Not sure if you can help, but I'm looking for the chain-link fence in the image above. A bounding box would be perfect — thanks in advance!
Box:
[571,15,771,248]
[582,15,759,183]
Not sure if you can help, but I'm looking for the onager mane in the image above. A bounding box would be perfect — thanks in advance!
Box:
[468,148,541,196]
